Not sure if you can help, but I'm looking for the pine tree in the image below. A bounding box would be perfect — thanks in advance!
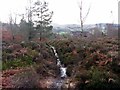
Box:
[33,0,53,41]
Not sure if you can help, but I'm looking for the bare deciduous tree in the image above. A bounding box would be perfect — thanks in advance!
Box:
[9,13,15,41]
[78,0,91,36]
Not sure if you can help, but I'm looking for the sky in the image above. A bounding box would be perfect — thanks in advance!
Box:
[0,0,119,25]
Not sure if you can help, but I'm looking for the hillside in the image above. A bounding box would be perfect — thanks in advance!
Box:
[2,37,120,89]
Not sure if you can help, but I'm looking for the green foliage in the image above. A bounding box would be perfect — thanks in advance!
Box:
[27,49,39,58]
[89,67,107,83]
[21,55,33,65]
[61,52,75,65]
[85,66,120,89]
[3,59,22,70]
[19,19,34,41]
[2,56,33,70]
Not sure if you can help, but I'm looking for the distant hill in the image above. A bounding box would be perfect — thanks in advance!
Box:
[52,23,119,34]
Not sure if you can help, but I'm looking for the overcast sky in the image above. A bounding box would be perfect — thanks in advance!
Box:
[0,0,119,25]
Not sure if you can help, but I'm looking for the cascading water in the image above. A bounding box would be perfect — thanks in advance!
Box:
[50,45,67,78]
[44,45,68,89]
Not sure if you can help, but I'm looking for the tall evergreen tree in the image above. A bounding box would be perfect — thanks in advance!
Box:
[19,17,29,41]
[19,12,34,41]
[33,0,53,41]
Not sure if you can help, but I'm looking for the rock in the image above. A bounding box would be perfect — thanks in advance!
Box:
[85,80,90,84]
[39,77,55,88]
[61,78,78,89]
[108,78,115,83]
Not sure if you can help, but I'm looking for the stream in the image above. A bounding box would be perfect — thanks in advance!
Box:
[49,45,67,89]
[50,45,67,78]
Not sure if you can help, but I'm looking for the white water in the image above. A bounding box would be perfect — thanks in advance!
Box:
[60,67,67,78]
[50,45,67,78]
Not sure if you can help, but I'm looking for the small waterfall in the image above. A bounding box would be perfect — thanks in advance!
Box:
[50,45,67,78]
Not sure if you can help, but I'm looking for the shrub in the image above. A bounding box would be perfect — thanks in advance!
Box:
[61,52,76,66]
[27,49,39,58]
[2,56,34,70]
[11,67,40,88]
[85,66,120,89]
[3,59,24,70]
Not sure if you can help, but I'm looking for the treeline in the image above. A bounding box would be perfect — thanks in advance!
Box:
[1,0,54,42]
